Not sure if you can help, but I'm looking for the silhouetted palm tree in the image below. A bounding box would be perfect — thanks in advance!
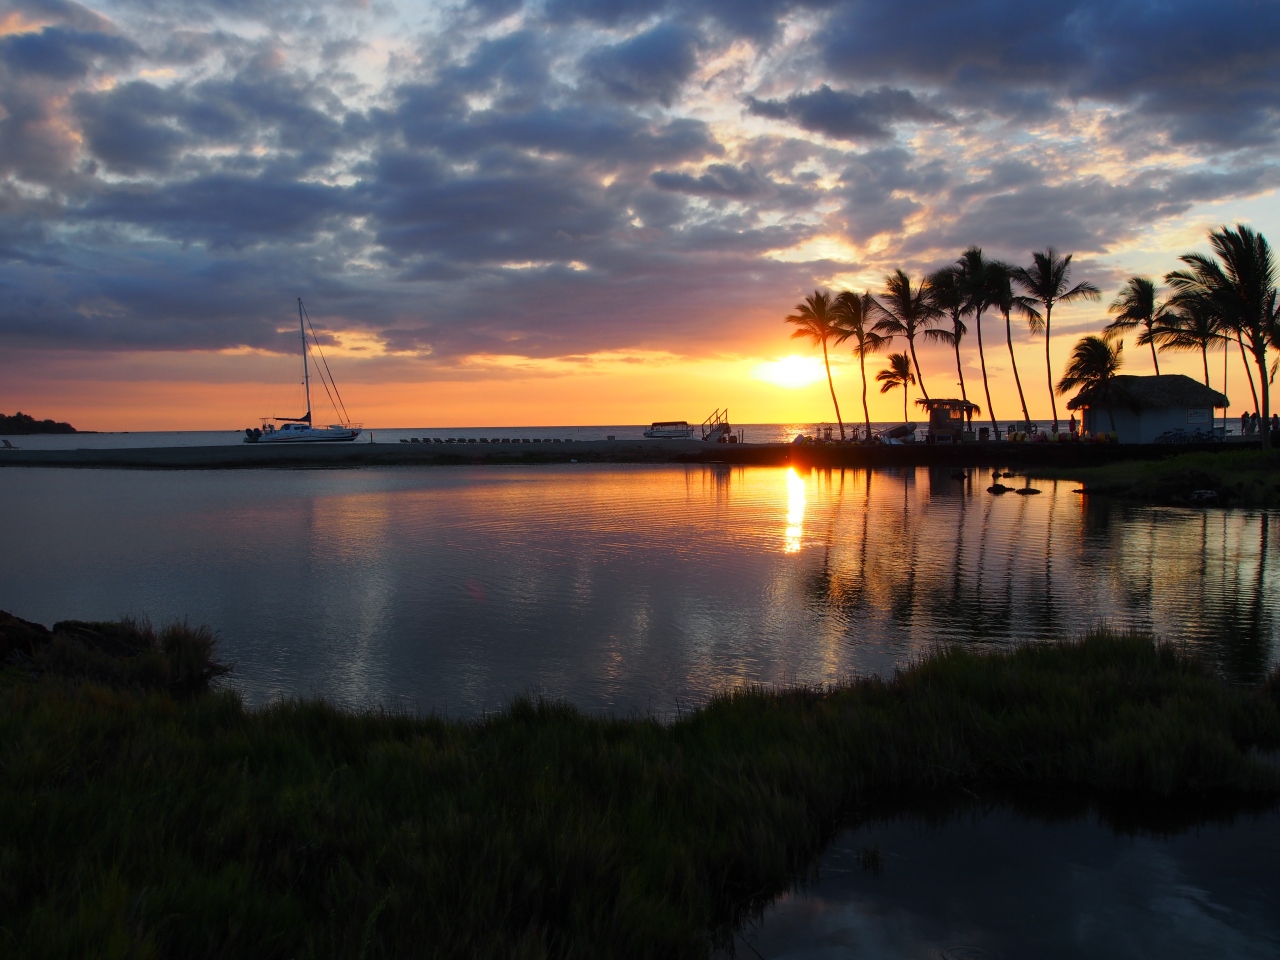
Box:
[1057,335,1123,432]
[834,291,891,441]
[1166,224,1278,449]
[786,291,847,439]
[1145,298,1225,387]
[989,262,1041,428]
[876,352,915,423]
[957,247,1001,435]
[1103,276,1171,374]
[870,269,944,401]
[927,265,967,404]
[1013,249,1101,432]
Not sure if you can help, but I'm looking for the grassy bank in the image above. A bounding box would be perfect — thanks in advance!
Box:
[2,615,1279,959]
[1031,448,1280,506]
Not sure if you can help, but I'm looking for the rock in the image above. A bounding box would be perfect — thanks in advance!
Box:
[988,483,1013,494]
[1014,487,1042,495]
[0,610,52,662]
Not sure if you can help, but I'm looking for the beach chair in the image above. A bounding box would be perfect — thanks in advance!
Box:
[1,439,16,450]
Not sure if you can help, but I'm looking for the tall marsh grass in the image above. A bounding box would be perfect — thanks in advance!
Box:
[1,628,1277,958]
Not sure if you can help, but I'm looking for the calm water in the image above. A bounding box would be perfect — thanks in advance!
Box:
[731,809,1280,960]
[1,463,1277,712]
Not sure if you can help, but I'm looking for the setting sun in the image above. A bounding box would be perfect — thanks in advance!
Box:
[753,355,832,389]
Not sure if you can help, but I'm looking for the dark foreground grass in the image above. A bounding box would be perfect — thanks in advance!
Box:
[1031,448,1280,505]
[2,623,1279,959]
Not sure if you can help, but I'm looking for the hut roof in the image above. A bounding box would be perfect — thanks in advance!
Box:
[915,398,981,413]
[1066,374,1228,411]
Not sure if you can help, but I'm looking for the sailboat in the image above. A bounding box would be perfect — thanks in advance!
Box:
[243,299,362,443]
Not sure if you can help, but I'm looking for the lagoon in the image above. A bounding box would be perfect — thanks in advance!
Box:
[1,463,1277,713]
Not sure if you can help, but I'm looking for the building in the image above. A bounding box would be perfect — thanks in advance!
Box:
[917,398,981,443]
[1066,374,1228,443]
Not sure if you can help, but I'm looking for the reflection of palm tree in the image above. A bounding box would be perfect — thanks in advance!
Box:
[834,291,891,441]
[876,352,915,423]
[786,291,847,440]
[927,266,967,403]
[1166,224,1278,449]
[1145,298,1226,387]
[1056,335,1123,432]
[871,270,945,401]
[1103,277,1171,374]
[989,262,1041,427]
[1013,249,1101,432]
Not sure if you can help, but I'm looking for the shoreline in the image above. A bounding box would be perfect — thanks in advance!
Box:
[0,437,1254,470]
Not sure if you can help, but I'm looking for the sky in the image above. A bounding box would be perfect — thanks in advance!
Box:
[1,0,1278,430]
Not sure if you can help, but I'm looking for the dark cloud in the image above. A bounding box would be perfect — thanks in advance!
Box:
[822,0,1280,146]
[584,22,700,106]
[83,174,353,250]
[0,0,1276,370]
[747,84,950,141]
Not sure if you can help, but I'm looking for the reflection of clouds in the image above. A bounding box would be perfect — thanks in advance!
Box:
[739,811,1280,960]
[785,467,806,554]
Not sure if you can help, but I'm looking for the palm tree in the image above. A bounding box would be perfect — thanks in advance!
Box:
[1103,277,1172,374]
[870,269,944,401]
[834,290,891,441]
[1056,335,1123,432]
[1144,298,1225,387]
[957,247,1001,435]
[1166,224,1278,449]
[989,262,1042,428]
[876,352,915,423]
[1013,249,1101,432]
[926,265,967,404]
[786,291,847,440]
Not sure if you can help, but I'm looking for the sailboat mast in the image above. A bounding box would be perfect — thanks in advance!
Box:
[298,297,311,423]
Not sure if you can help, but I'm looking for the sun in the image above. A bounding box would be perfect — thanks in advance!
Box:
[752,355,831,389]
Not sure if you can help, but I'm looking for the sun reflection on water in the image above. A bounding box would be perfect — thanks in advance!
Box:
[785,467,806,553]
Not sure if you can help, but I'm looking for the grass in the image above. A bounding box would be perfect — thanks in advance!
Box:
[1,619,1278,959]
[1030,448,1280,505]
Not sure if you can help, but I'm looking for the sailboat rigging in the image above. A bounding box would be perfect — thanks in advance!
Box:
[243,299,362,443]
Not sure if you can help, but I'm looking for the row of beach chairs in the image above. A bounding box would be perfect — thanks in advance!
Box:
[399,437,574,444]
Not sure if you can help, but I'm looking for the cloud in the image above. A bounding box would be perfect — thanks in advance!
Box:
[583,22,700,106]
[821,0,1280,147]
[0,0,1277,377]
[747,84,951,141]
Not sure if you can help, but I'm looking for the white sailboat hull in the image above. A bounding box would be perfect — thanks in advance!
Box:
[246,425,361,443]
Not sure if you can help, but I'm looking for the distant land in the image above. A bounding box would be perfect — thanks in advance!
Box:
[0,412,77,435]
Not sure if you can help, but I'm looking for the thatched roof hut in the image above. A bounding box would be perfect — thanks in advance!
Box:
[1066,374,1228,442]
[1065,374,1228,412]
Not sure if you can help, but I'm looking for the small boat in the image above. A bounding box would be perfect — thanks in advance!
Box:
[644,421,694,439]
[244,299,362,443]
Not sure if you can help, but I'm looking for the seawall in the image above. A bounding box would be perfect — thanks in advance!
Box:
[0,438,1251,470]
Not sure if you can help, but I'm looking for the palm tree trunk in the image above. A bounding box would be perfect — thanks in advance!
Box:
[909,335,929,401]
[1239,334,1260,416]
[1146,320,1160,374]
[902,386,908,424]
[975,306,996,436]
[859,347,871,442]
[1201,345,1210,387]
[953,315,967,402]
[1005,309,1030,425]
[1256,340,1271,452]
[822,340,845,440]
[1044,303,1057,431]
